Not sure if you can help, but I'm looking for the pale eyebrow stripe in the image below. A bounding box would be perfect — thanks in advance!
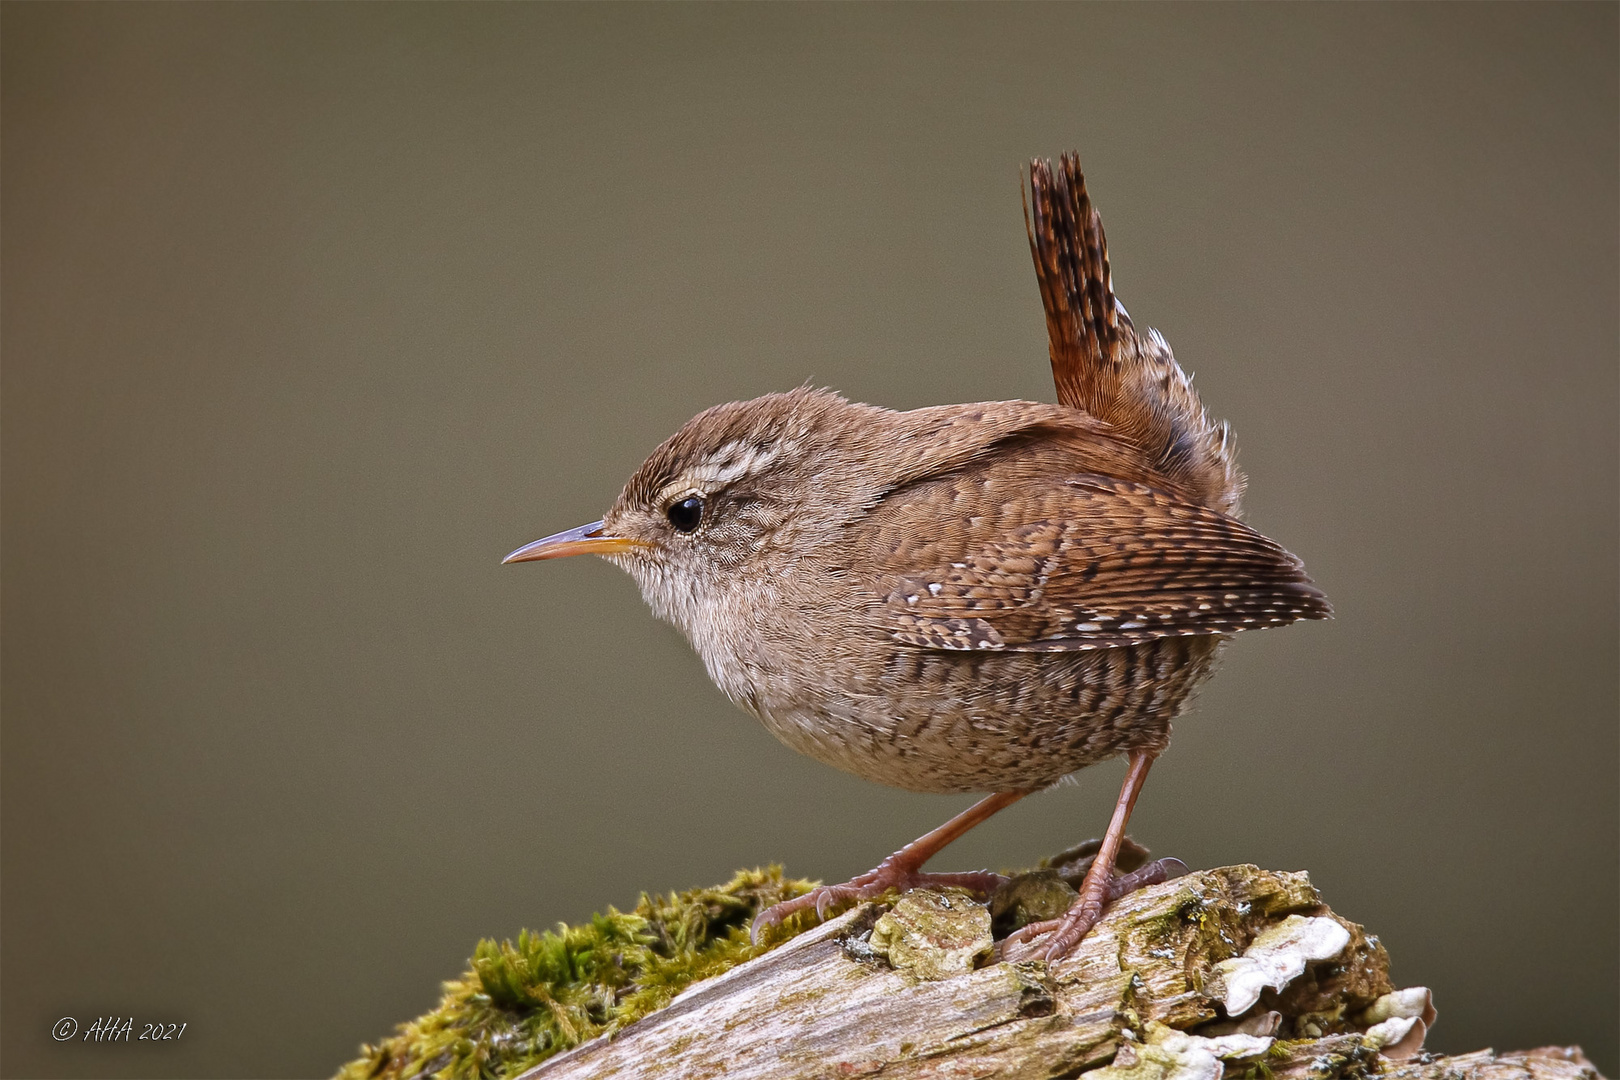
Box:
[654,441,783,502]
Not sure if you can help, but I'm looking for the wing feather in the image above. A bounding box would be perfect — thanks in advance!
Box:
[872,473,1329,652]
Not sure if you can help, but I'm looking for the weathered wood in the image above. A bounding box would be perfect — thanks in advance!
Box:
[517,866,1595,1080]
[341,863,1605,1080]
[1388,1048,1602,1080]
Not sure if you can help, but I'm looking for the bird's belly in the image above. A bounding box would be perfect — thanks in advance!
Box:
[754,636,1225,794]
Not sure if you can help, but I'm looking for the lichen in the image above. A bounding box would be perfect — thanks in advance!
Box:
[868,888,994,979]
[989,869,1079,937]
[337,861,1419,1080]
[336,866,816,1080]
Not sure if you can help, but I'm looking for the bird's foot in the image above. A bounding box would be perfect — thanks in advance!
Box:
[995,857,1188,962]
[751,856,1007,944]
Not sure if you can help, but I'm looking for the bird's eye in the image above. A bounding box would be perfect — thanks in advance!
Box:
[666,496,704,533]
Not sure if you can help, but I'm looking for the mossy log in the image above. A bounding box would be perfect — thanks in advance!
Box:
[341,862,1606,1080]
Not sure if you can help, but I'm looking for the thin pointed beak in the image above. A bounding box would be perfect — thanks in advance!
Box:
[502,520,649,563]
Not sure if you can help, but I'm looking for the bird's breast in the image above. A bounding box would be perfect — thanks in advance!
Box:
[750,635,1227,794]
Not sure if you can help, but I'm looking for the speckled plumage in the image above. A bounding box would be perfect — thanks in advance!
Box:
[566,157,1328,796]
[597,385,1322,794]
[509,152,1331,954]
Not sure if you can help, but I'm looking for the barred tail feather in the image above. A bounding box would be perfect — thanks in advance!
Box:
[1025,154,1245,517]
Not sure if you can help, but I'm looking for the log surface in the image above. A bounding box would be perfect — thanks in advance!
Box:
[517,865,1604,1080]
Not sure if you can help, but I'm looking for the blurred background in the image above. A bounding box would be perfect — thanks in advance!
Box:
[3,5,1615,1078]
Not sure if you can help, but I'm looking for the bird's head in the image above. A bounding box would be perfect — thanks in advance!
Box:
[503,387,889,632]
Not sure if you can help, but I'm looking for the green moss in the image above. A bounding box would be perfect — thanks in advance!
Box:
[337,866,816,1080]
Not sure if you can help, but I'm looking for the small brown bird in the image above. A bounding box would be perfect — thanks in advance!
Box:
[505,154,1329,960]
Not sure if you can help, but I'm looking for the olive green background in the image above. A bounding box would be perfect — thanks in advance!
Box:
[3,4,1615,1078]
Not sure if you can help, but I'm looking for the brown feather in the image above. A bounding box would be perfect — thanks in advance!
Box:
[1026,154,1245,516]
[562,158,1330,797]
[858,451,1329,653]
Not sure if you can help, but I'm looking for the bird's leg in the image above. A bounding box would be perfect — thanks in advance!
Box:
[998,750,1170,962]
[751,790,1029,943]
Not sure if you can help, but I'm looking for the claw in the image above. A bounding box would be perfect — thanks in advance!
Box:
[993,856,1192,963]
[1103,857,1188,902]
[749,792,1031,947]
[750,865,1005,946]
[1040,904,1101,961]
[750,901,795,945]
[993,918,1059,961]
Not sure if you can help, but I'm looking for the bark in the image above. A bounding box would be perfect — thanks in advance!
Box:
[516,866,1604,1080]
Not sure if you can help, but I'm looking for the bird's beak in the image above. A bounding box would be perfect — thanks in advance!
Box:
[502,520,649,563]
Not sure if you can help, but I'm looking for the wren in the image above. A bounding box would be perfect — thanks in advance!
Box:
[505,154,1329,961]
